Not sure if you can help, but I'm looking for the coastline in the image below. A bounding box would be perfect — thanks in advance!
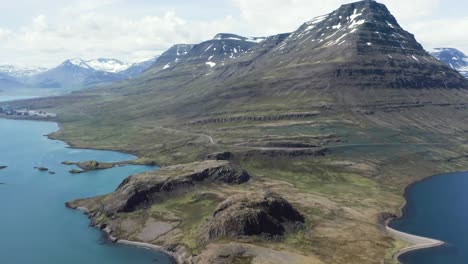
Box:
[74,207,181,264]
[384,171,449,263]
[1,116,176,263]
[386,221,444,261]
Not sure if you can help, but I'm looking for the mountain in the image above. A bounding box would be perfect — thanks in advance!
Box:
[0,65,47,79]
[0,65,47,89]
[143,44,195,74]
[27,59,124,89]
[0,72,26,89]
[3,56,159,89]
[144,34,265,75]
[11,1,468,264]
[430,48,468,77]
[178,33,265,68]
[85,58,130,73]
[120,56,159,77]
[222,0,466,90]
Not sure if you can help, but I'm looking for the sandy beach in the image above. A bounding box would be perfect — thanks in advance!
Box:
[386,223,444,261]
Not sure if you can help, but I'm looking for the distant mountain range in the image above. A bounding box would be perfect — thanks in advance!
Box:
[430,48,468,78]
[0,56,159,90]
[2,4,466,92]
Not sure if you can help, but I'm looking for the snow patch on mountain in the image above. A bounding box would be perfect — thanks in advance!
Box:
[0,65,48,78]
[86,59,130,73]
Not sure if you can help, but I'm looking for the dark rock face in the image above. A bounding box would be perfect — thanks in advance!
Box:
[192,112,319,125]
[184,34,263,66]
[201,192,304,240]
[145,44,195,73]
[206,152,234,161]
[101,161,250,215]
[224,0,467,90]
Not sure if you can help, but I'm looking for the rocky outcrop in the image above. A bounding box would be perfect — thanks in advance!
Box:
[205,152,234,161]
[62,160,114,170]
[34,167,48,171]
[192,112,320,125]
[79,160,250,215]
[69,169,85,174]
[78,160,114,170]
[241,147,330,158]
[200,192,304,241]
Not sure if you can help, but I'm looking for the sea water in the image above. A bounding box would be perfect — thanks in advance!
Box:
[390,171,468,264]
[0,117,171,263]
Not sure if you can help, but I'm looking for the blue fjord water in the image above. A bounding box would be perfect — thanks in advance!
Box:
[390,171,468,264]
[0,117,171,263]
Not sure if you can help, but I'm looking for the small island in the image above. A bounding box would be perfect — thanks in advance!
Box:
[34,167,49,172]
[69,169,85,174]
[62,159,157,173]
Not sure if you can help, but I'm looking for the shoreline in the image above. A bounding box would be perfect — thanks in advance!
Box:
[385,221,444,261]
[385,173,449,263]
[74,207,181,264]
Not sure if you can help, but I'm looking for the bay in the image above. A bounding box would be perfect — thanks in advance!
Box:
[390,171,468,264]
[0,95,171,264]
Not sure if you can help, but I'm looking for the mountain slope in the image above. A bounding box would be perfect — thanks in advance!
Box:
[143,44,194,74]
[430,48,468,77]
[120,56,159,77]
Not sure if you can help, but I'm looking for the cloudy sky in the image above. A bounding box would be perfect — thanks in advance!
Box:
[1,0,467,67]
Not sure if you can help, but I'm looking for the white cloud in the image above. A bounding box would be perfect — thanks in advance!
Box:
[407,17,468,52]
[0,9,236,67]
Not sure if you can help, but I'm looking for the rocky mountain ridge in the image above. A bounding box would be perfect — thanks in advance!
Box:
[0,56,159,89]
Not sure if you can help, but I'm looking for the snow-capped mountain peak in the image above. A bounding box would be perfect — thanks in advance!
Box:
[64,58,93,70]
[86,58,130,73]
[60,58,130,73]
[430,48,468,78]
[0,65,48,78]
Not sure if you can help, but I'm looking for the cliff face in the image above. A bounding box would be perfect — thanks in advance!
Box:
[200,192,304,240]
[99,160,250,214]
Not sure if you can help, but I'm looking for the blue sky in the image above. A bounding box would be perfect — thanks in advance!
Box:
[1,0,466,67]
